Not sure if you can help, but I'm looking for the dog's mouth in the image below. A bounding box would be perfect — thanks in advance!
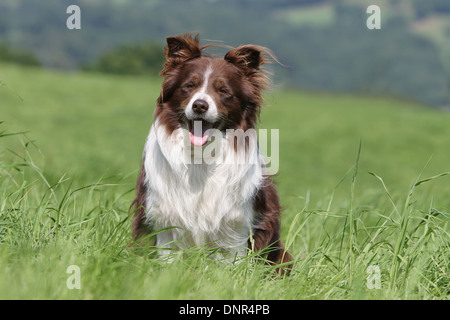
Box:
[184,119,222,146]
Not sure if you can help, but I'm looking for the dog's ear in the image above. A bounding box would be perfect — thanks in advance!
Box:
[166,35,201,59]
[160,33,202,75]
[225,45,274,94]
[224,45,269,72]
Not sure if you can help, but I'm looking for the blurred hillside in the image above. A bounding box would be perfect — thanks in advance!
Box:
[1,0,449,107]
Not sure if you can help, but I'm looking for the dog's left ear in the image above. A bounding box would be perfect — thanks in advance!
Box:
[160,33,202,76]
[224,45,269,72]
[166,34,201,60]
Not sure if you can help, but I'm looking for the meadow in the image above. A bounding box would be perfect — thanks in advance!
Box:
[0,63,449,299]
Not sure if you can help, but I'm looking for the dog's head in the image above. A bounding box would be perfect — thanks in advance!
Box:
[154,33,272,146]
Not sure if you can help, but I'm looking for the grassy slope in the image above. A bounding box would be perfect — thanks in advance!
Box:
[0,63,449,299]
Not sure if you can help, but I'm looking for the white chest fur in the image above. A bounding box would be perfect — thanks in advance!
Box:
[142,121,264,257]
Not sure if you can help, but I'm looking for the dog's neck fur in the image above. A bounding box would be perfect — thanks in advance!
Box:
[142,119,263,257]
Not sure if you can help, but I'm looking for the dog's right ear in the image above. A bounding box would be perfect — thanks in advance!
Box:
[160,33,202,76]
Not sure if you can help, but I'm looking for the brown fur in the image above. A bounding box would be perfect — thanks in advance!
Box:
[131,33,292,273]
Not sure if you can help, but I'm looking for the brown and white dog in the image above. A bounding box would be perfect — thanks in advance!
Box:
[131,33,292,271]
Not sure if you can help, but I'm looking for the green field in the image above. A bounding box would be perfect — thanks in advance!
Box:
[0,63,449,299]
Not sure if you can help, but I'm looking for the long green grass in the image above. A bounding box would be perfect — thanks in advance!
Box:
[0,63,449,299]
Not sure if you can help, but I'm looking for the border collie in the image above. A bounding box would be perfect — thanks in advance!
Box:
[131,33,292,271]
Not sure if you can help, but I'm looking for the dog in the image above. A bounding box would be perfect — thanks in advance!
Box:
[131,33,292,272]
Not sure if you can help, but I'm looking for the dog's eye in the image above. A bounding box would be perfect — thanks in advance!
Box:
[218,87,230,95]
[184,83,195,89]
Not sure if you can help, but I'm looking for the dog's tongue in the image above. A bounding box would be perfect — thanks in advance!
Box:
[189,131,208,146]
[189,120,210,146]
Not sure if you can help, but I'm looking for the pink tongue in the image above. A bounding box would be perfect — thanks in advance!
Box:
[189,131,208,146]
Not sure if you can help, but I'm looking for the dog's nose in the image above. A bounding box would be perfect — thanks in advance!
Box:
[192,99,209,114]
